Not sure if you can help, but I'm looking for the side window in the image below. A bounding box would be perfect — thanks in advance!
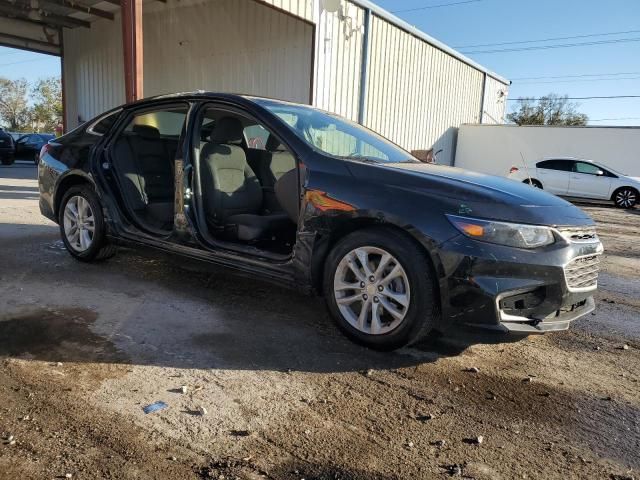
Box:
[574,162,602,175]
[90,112,120,136]
[537,160,572,172]
[244,124,270,150]
[125,108,187,138]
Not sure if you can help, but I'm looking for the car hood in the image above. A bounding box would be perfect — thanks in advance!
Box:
[351,161,594,226]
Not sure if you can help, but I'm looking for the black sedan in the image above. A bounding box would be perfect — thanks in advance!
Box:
[0,128,14,165]
[15,132,55,164]
[38,93,603,350]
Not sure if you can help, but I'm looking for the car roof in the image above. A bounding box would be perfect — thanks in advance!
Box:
[117,91,321,115]
[540,157,595,163]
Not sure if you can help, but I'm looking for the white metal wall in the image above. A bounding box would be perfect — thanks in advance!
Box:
[61,0,509,155]
[313,1,365,122]
[364,14,485,165]
[482,76,508,124]
[143,0,313,103]
[63,13,125,129]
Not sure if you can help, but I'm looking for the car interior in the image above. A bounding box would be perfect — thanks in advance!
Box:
[111,106,188,232]
[194,108,299,256]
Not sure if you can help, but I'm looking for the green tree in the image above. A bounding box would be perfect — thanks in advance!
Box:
[0,77,30,131]
[507,93,588,126]
[31,77,62,132]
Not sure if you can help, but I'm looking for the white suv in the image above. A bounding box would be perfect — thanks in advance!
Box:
[509,158,640,209]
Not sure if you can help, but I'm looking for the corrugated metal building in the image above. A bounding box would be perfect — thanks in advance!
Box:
[0,0,510,165]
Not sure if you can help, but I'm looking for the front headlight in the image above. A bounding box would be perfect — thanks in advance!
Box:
[446,215,555,249]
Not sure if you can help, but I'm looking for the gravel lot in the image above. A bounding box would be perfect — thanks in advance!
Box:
[1,164,638,480]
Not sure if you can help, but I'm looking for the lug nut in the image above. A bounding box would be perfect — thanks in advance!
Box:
[363,294,368,300]
[373,297,380,303]
[360,282,365,288]
[377,285,384,292]
[369,276,375,282]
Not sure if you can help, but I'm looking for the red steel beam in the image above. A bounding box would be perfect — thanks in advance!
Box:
[121,0,142,102]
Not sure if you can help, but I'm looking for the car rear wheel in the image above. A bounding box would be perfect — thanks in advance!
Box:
[523,178,542,189]
[613,188,637,209]
[58,185,117,262]
[323,227,438,350]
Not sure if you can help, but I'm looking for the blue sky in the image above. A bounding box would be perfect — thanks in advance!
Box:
[1,0,639,125]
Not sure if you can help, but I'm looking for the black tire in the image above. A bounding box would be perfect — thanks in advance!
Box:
[612,187,637,209]
[323,227,438,351]
[523,178,542,189]
[58,185,117,262]
[1,157,14,166]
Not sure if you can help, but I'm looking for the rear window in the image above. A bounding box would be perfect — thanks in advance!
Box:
[89,111,120,136]
[536,160,573,172]
[124,109,187,137]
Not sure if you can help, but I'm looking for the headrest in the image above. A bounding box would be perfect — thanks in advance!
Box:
[132,124,160,139]
[266,134,283,152]
[211,117,244,144]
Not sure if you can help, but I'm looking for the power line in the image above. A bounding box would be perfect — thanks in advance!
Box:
[392,0,482,14]
[517,76,640,85]
[507,95,640,101]
[510,71,640,81]
[461,36,640,54]
[589,117,640,122]
[454,29,640,49]
[0,58,54,67]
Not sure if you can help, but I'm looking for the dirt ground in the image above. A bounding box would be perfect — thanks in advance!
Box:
[1,163,638,480]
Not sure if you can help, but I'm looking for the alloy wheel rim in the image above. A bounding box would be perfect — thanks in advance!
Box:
[333,246,411,335]
[616,190,636,208]
[63,195,95,252]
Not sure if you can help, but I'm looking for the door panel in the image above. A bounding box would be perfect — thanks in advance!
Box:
[568,162,612,199]
[537,168,570,195]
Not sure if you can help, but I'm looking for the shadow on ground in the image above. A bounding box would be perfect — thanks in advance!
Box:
[0,239,526,375]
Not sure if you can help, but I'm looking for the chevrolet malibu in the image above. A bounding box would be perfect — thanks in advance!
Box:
[38,93,603,350]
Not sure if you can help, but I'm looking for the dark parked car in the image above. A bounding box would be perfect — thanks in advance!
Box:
[38,93,603,350]
[0,128,15,165]
[15,133,56,164]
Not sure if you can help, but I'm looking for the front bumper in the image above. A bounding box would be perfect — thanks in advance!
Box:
[438,232,602,334]
[493,293,594,333]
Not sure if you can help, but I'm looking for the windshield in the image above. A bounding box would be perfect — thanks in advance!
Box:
[253,98,417,164]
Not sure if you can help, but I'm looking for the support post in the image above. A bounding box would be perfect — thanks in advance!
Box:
[60,28,66,134]
[357,7,371,125]
[121,0,143,103]
[479,72,487,124]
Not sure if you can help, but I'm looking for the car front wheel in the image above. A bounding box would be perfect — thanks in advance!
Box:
[58,185,117,262]
[323,227,438,350]
[613,188,637,209]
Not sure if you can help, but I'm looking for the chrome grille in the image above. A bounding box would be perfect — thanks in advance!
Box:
[564,255,600,291]
[557,226,598,243]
